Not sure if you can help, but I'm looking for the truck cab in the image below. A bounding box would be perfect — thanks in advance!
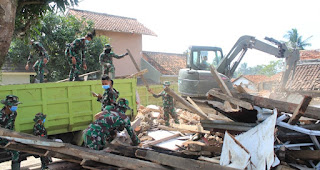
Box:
[178,46,233,97]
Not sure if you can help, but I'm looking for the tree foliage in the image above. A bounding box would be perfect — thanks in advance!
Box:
[284,28,312,50]
[233,60,284,78]
[15,0,79,38]
[7,12,109,82]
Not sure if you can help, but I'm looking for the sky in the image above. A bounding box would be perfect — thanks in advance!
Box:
[75,0,320,67]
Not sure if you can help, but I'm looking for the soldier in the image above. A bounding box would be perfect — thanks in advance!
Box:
[99,44,128,79]
[148,81,179,126]
[83,102,140,150]
[65,33,93,81]
[92,75,119,111]
[33,113,51,170]
[25,41,49,83]
[0,95,22,170]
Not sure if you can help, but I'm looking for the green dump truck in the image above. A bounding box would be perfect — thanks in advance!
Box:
[0,79,137,162]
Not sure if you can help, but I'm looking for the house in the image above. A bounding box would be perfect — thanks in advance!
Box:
[68,9,156,77]
[232,75,268,91]
[285,49,320,92]
[260,72,283,91]
[0,62,36,85]
[141,51,186,84]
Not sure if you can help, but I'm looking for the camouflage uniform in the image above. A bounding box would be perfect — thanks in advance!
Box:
[0,95,22,170]
[97,88,119,111]
[33,113,51,170]
[84,99,140,150]
[152,81,179,126]
[99,44,127,79]
[27,41,49,83]
[65,38,87,81]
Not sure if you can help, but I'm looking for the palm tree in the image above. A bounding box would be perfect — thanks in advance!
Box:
[284,28,312,50]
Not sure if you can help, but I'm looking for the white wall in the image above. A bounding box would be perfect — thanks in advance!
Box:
[233,77,257,91]
[1,74,31,85]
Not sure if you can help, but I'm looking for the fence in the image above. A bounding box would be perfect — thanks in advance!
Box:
[0,79,137,135]
[137,84,178,106]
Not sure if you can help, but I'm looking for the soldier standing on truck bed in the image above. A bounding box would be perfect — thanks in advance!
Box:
[83,99,140,150]
[92,75,119,111]
[148,81,179,126]
[0,95,22,170]
[33,113,51,170]
[65,33,93,81]
[25,41,49,83]
[99,44,128,79]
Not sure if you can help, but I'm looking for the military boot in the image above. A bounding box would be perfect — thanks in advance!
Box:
[11,162,20,170]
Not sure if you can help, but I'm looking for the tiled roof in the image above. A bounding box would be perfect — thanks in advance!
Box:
[300,49,320,60]
[243,75,268,84]
[285,63,320,91]
[68,9,156,36]
[142,51,186,75]
[263,72,283,82]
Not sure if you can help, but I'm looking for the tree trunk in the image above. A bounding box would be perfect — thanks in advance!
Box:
[0,0,17,68]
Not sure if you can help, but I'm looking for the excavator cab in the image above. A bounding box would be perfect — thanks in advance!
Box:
[187,46,224,71]
[179,46,233,97]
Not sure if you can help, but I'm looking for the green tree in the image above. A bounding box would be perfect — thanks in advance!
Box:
[7,12,109,82]
[284,28,312,50]
[0,0,79,68]
[233,60,284,78]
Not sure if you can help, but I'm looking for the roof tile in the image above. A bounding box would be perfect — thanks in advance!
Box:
[68,9,156,36]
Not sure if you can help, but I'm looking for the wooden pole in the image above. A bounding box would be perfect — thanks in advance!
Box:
[288,96,312,125]
[126,49,150,90]
[126,69,148,79]
[164,87,211,120]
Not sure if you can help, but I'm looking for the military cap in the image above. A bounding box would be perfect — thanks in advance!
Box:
[163,81,171,86]
[33,112,46,122]
[1,95,22,106]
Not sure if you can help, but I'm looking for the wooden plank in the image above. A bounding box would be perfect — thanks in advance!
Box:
[144,133,180,147]
[56,70,100,82]
[207,89,253,110]
[210,65,232,96]
[201,120,256,132]
[164,87,211,120]
[127,49,150,90]
[186,96,207,116]
[126,69,148,78]
[170,123,210,134]
[0,127,168,170]
[234,92,320,120]
[288,96,312,125]
[135,149,235,170]
[288,150,320,160]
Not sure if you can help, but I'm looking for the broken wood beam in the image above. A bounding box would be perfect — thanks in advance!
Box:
[170,123,210,134]
[234,92,320,120]
[201,120,256,132]
[186,96,207,116]
[164,87,211,120]
[127,49,150,90]
[126,69,148,79]
[287,150,320,160]
[0,127,168,170]
[210,66,232,97]
[207,89,253,110]
[135,149,235,170]
[288,96,312,125]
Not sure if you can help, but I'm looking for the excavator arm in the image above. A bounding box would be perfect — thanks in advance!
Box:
[216,35,299,89]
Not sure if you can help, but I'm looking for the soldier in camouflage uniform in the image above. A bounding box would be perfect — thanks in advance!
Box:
[83,101,140,150]
[25,41,49,83]
[65,33,93,81]
[33,113,51,170]
[148,81,179,126]
[93,75,119,111]
[0,95,22,170]
[99,44,128,79]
